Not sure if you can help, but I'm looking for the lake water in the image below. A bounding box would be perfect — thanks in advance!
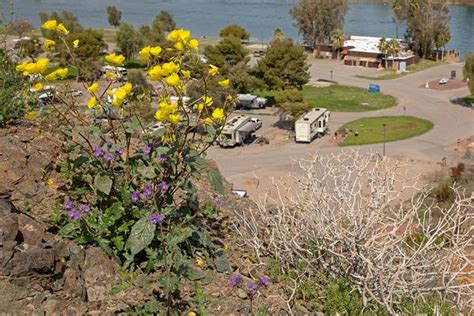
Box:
[2,1,473,57]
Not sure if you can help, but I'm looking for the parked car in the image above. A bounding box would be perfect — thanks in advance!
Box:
[250,117,262,130]
[439,78,449,84]
[70,89,83,97]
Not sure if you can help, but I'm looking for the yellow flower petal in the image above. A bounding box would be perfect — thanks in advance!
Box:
[46,178,54,186]
[212,108,224,122]
[148,65,162,81]
[166,73,180,86]
[44,39,56,50]
[139,46,151,62]
[73,39,79,48]
[33,82,44,92]
[87,96,97,109]
[56,23,69,35]
[188,39,199,50]
[105,53,125,66]
[203,96,213,107]
[24,110,38,121]
[208,64,219,76]
[218,79,230,88]
[87,82,99,94]
[42,20,57,31]
[168,113,181,125]
[150,46,162,56]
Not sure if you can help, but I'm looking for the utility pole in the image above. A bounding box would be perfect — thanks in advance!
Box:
[330,70,333,82]
[382,123,387,156]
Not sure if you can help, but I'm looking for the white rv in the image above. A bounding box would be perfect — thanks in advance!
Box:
[219,115,257,147]
[295,108,330,143]
[237,94,267,109]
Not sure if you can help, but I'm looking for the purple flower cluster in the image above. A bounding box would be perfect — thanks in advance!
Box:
[229,274,270,295]
[131,183,160,203]
[158,182,169,191]
[64,200,91,221]
[213,197,224,206]
[150,212,166,224]
[131,191,141,203]
[159,154,167,162]
[143,145,153,155]
[93,141,124,161]
[143,184,153,198]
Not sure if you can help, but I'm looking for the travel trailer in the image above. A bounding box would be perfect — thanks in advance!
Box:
[237,94,267,109]
[218,115,257,148]
[295,108,330,143]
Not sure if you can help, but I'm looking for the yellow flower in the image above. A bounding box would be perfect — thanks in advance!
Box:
[87,96,97,109]
[208,64,219,76]
[203,96,213,107]
[139,46,151,62]
[161,62,180,76]
[194,102,204,113]
[188,39,199,50]
[224,243,230,251]
[154,109,167,122]
[181,69,191,79]
[122,82,133,94]
[24,110,37,121]
[218,79,230,88]
[17,58,49,76]
[56,23,69,35]
[174,41,185,51]
[150,46,162,56]
[87,82,99,94]
[42,20,57,31]
[46,178,55,186]
[187,312,197,316]
[105,53,125,65]
[73,39,79,48]
[167,29,190,43]
[106,71,117,80]
[44,39,56,50]
[46,67,68,80]
[148,65,162,81]
[35,58,49,74]
[204,117,214,125]
[195,257,205,268]
[212,108,224,122]
[166,73,180,86]
[168,113,181,125]
[33,82,44,92]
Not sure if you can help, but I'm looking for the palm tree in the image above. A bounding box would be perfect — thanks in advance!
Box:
[378,37,388,68]
[434,26,451,61]
[386,39,401,70]
[331,29,345,60]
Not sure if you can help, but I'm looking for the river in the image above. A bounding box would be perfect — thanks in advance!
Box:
[2,1,473,57]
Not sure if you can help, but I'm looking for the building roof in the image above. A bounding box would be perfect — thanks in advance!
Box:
[296,108,328,124]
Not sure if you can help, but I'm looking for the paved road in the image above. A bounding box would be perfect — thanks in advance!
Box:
[209,60,473,195]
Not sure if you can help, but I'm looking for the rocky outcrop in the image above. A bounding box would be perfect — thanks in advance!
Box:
[0,198,151,314]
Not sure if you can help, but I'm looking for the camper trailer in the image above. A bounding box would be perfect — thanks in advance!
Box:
[237,94,267,109]
[218,115,257,148]
[295,108,330,143]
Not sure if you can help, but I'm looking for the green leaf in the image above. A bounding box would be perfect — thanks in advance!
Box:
[94,173,113,195]
[158,273,179,295]
[207,169,224,194]
[72,155,89,167]
[128,217,156,255]
[58,222,76,238]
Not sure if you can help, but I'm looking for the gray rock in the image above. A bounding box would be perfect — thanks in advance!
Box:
[214,256,232,273]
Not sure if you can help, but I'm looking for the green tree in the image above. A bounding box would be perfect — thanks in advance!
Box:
[16,36,42,61]
[392,0,450,58]
[331,28,345,60]
[116,23,142,59]
[156,11,176,33]
[290,0,347,48]
[254,38,310,90]
[219,24,250,40]
[386,39,401,69]
[39,10,83,38]
[276,89,312,121]
[72,29,108,81]
[106,6,122,28]
[204,36,248,70]
[464,53,474,95]
[227,62,263,93]
[434,26,451,61]
[273,28,285,41]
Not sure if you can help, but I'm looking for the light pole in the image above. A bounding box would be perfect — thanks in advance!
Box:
[330,70,333,82]
[382,123,387,156]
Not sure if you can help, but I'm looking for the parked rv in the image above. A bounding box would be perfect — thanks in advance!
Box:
[237,94,267,109]
[218,115,257,147]
[295,108,330,143]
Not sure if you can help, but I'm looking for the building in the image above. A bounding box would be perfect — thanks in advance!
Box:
[315,35,419,71]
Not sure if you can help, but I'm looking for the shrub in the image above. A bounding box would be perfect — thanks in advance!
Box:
[22,22,235,312]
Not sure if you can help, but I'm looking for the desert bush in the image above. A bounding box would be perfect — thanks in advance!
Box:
[235,150,473,313]
[20,23,235,312]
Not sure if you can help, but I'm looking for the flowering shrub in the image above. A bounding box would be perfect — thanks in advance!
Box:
[229,274,270,313]
[20,20,235,307]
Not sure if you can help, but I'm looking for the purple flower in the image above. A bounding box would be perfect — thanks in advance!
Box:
[143,184,154,198]
[229,274,243,287]
[106,141,113,148]
[93,146,104,157]
[158,182,169,191]
[103,152,114,161]
[159,154,167,162]
[213,197,224,206]
[68,209,82,220]
[150,212,165,224]
[115,147,124,155]
[80,204,91,213]
[259,276,270,287]
[64,200,75,210]
[143,145,153,155]
[246,283,258,294]
[131,191,141,203]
